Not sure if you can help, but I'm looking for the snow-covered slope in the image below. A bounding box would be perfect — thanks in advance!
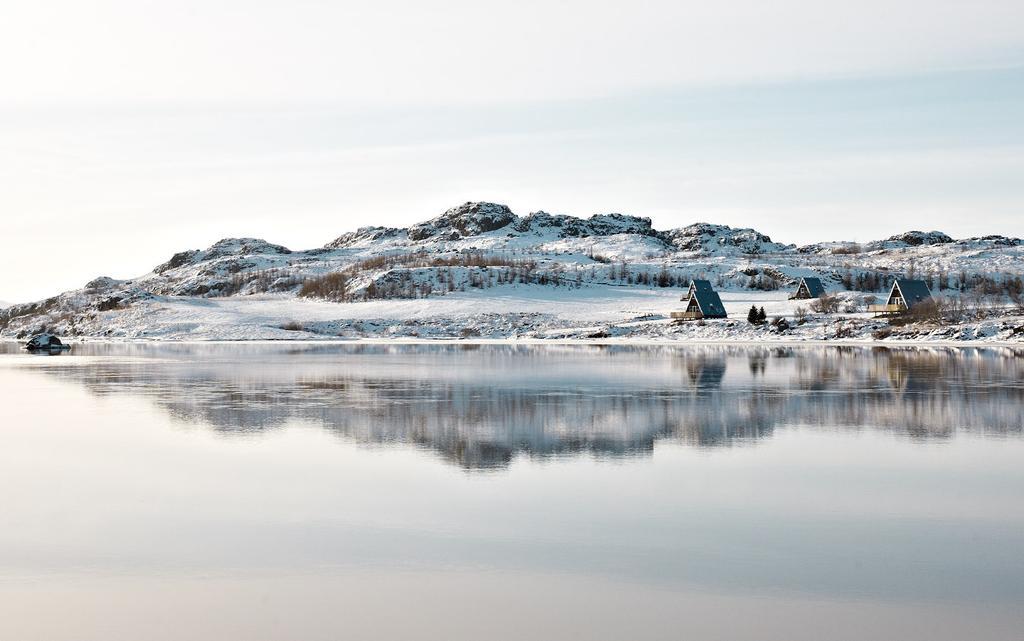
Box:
[3,201,1023,343]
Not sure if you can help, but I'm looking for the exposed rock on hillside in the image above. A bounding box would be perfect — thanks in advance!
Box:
[326,226,402,249]
[155,238,291,273]
[868,231,954,250]
[408,202,516,241]
[84,276,123,292]
[512,211,658,238]
[954,235,1022,248]
[664,223,792,255]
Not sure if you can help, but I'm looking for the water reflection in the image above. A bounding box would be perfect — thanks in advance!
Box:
[7,343,1024,469]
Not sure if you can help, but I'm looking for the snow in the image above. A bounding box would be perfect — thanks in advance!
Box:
[6,285,1016,345]
[80,286,679,340]
[3,200,1023,345]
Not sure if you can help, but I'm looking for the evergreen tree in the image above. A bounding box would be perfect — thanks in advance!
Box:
[757,307,767,323]
[747,305,759,324]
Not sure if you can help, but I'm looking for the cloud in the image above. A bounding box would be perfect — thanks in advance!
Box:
[2,1,1023,104]
[1,4,1023,301]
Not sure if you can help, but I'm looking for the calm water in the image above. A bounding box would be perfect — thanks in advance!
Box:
[1,342,1023,641]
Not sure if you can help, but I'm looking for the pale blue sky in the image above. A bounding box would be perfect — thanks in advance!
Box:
[1,1,1023,302]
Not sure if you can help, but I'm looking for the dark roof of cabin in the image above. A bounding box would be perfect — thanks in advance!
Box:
[690,279,715,292]
[893,279,932,306]
[800,277,825,297]
[690,282,727,317]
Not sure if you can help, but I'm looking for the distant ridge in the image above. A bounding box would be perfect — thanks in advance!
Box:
[2,201,1022,342]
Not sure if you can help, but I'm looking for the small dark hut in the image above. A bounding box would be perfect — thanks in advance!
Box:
[671,280,728,320]
[791,276,825,300]
[869,279,933,315]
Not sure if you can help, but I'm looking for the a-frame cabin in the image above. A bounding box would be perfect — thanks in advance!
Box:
[790,276,825,300]
[868,278,933,316]
[671,279,727,320]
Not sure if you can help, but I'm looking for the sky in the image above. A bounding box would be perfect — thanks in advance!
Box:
[2,0,1024,303]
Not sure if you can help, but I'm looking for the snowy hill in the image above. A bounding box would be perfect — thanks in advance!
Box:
[2,201,1023,343]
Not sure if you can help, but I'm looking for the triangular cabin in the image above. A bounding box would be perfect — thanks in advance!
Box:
[790,276,825,300]
[671,280,727,320]
[868,278,933,316]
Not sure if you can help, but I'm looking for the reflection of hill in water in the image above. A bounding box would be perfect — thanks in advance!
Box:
[35,344,1024,469]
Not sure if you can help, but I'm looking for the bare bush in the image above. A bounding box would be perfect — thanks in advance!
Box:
[943,296,967,322]
[299,272,350,301]
[892,299,943,325]
[833,320,855,338]
[809,293,841,314]
[1011,287,1024,314]
[352,251,529,271]
[872,326,894,340]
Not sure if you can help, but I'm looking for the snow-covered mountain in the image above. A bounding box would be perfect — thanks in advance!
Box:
[2,201,1023,342]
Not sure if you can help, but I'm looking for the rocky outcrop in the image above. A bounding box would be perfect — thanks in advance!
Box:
[84,276,123,292]
[155,250,202,274]
[155,239,291,273]
[325,226,402,248]
[513,211,658,238]
[867,231,954,250]
[407,202,516,241]
[664,223,792,255]
[954,235,1022,248]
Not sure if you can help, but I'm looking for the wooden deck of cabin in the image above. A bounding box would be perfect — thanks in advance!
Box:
[868,304,905,316]
[671,310,703,320]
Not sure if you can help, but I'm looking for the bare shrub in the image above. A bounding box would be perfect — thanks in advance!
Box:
[910,299,943,323]
[809,293,841,314]
[280,321,305,331]
[351,251,528,272]
[944,295,967,322]
[872,326,894,340]
[1011,288,1024,314]
[891,299,943,326]
[833,320,855,338]
[299,272,350,301]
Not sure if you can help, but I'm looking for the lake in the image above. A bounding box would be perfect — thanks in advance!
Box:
[1,342,1022,641]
